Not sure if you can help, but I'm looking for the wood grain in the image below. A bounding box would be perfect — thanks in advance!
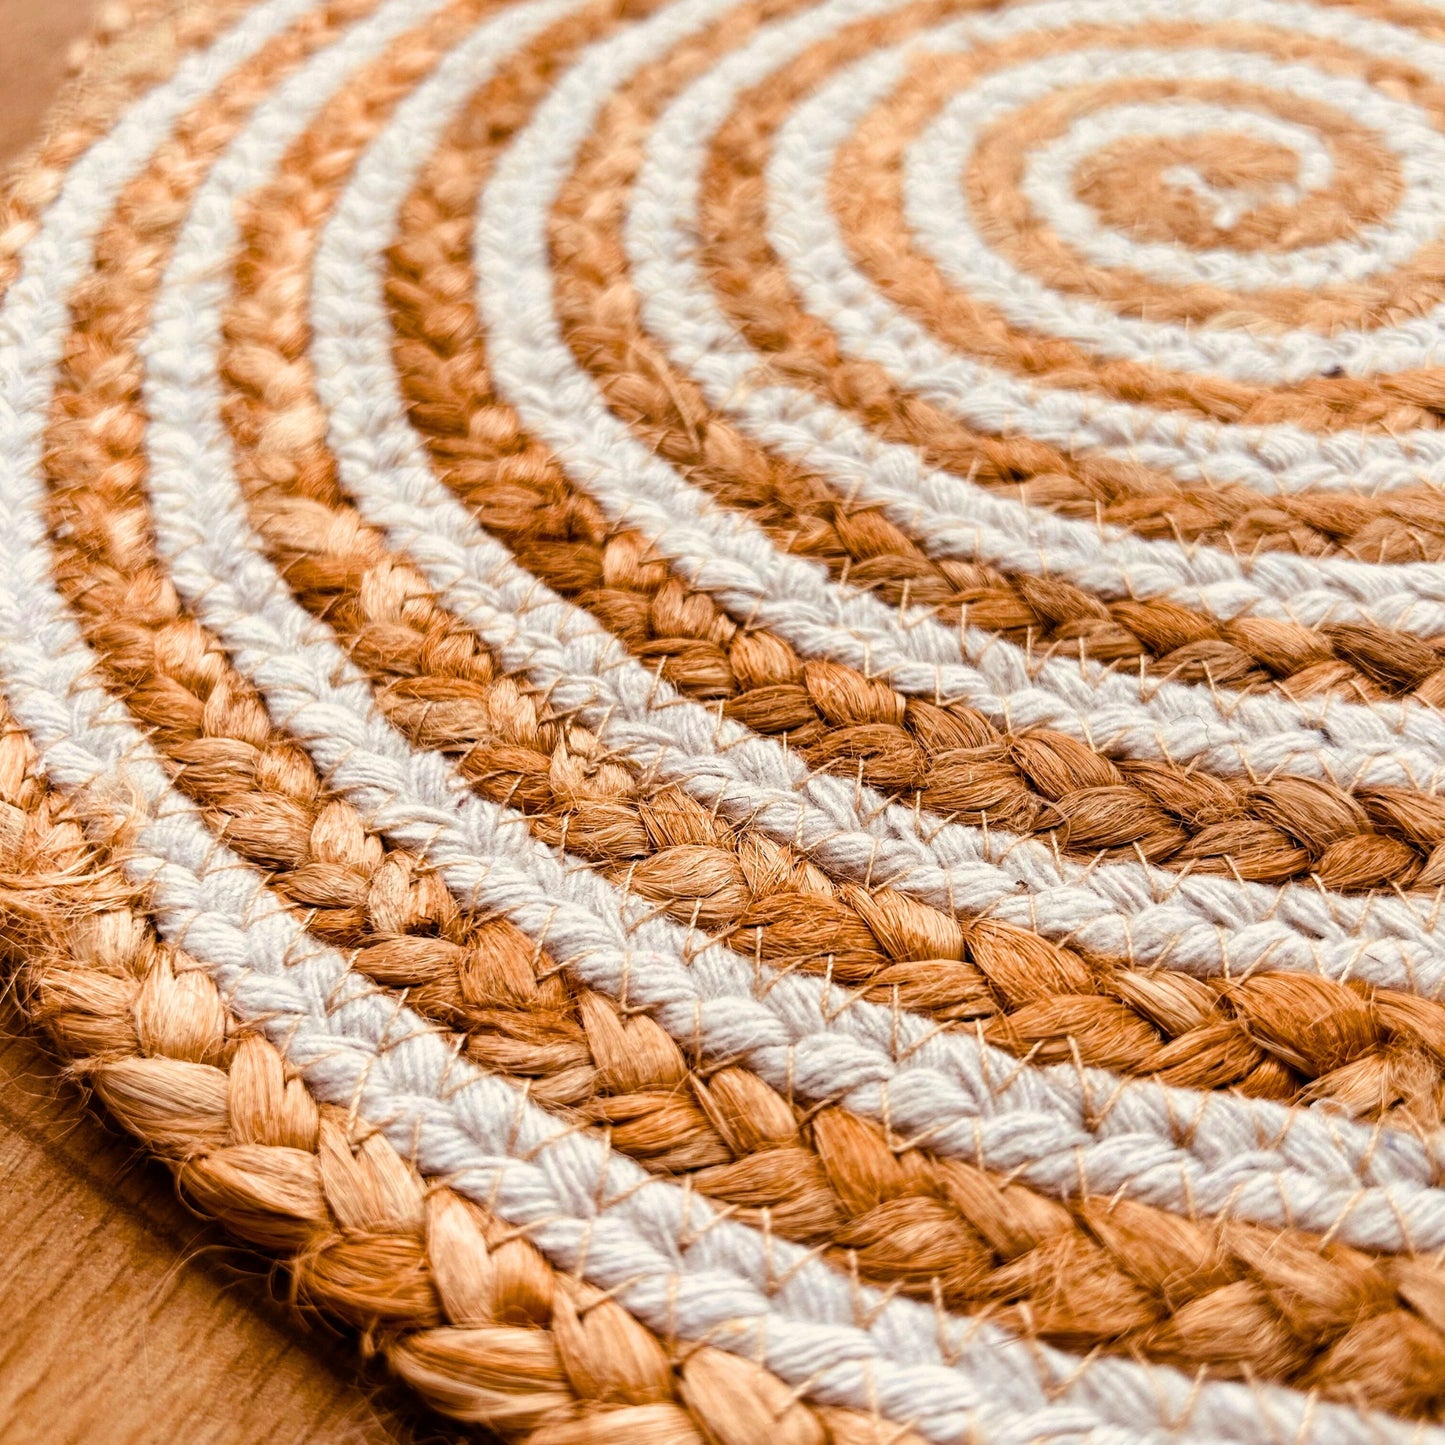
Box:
[0,0,100,168]
[0,7,469,1439]
[0,1004,465,1443]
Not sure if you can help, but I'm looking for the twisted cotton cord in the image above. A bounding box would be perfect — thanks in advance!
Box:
[365,0,1445,895]
[122,0,1445,1249]
[0,711,927,1445]
[467,0,1445,807]
[4,13,1279,1427]
[14,0,1445,1435]
[50,77,1445,1394]
[541,8,1445,703]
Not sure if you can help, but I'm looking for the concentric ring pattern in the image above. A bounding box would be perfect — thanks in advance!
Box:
[11,0,1445,1438]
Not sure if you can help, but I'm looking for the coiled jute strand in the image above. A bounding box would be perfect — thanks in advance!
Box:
[40,0,1445,1414]
[13,0,1445,1440]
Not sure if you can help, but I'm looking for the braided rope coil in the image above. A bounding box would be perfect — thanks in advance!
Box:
[11,0,1445,1439]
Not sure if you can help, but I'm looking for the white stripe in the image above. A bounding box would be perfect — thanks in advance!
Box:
[0,5,1259,1441]
[909,47,1445,377]
[479,0,1445,780]
[759,45,1445,636]
[630,0,1445,644]
[478,0,1445,816]
[1021,102,1393,291]
[104,0,1445,1270]
[306,0,1445,993]
[762,0,1445,496]
[284,0,1445,1213]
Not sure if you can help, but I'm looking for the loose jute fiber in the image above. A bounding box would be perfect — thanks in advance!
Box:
[14,0,1445,1438]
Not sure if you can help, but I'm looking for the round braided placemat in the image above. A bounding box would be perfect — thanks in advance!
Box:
[8,0,1445,1438]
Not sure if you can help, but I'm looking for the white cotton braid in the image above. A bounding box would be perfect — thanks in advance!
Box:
[0,7,1301,1444]
[285,0,1445,1208]
[761,46,1445,633]
[118,0,1445,1267]
[474,0,1445,808]
[290,0,1445,986]
[5,11,1425,1445]
[627,0,1445,640]
[1019,104,1403,292]
[774,0,1445,496]
[904,48,1445,381]
[610,0,1445,641]
[73,0,1445,1277]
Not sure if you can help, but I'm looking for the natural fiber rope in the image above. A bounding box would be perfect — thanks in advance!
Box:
[0,710,923,1445]
[13,0,1445,1438]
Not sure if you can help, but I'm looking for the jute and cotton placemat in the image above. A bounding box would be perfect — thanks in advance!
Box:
[6,0,1445,1438]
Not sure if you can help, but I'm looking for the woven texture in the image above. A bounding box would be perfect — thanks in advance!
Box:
[9,0,1445,1439]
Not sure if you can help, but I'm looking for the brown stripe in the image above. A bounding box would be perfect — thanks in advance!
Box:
[0,719,903,1445]
[1,5,916,1440]
[861,35,1439,339]
[488,0,1445,706]
[31,0,1445,1412]
[534,2,1445,844]
[699,7,1445,562]
[976,83,1392,262]
[1069,109,1399,257]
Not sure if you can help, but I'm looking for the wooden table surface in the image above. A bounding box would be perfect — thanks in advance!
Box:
[0,5,460,1439]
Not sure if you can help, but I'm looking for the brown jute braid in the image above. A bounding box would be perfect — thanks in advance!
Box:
[372,0,1445,891]
[21,0,1445,1419]
[0,711,919,1445]
[542,0,1445,705]
[47,61,1445,1400]
[210,0,1445,1111]
[12,679,1445,1421]
[831,22,1445,418]
[0,8,915,1438]
[706,7,1445,568]
[199,2,1445,1405]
